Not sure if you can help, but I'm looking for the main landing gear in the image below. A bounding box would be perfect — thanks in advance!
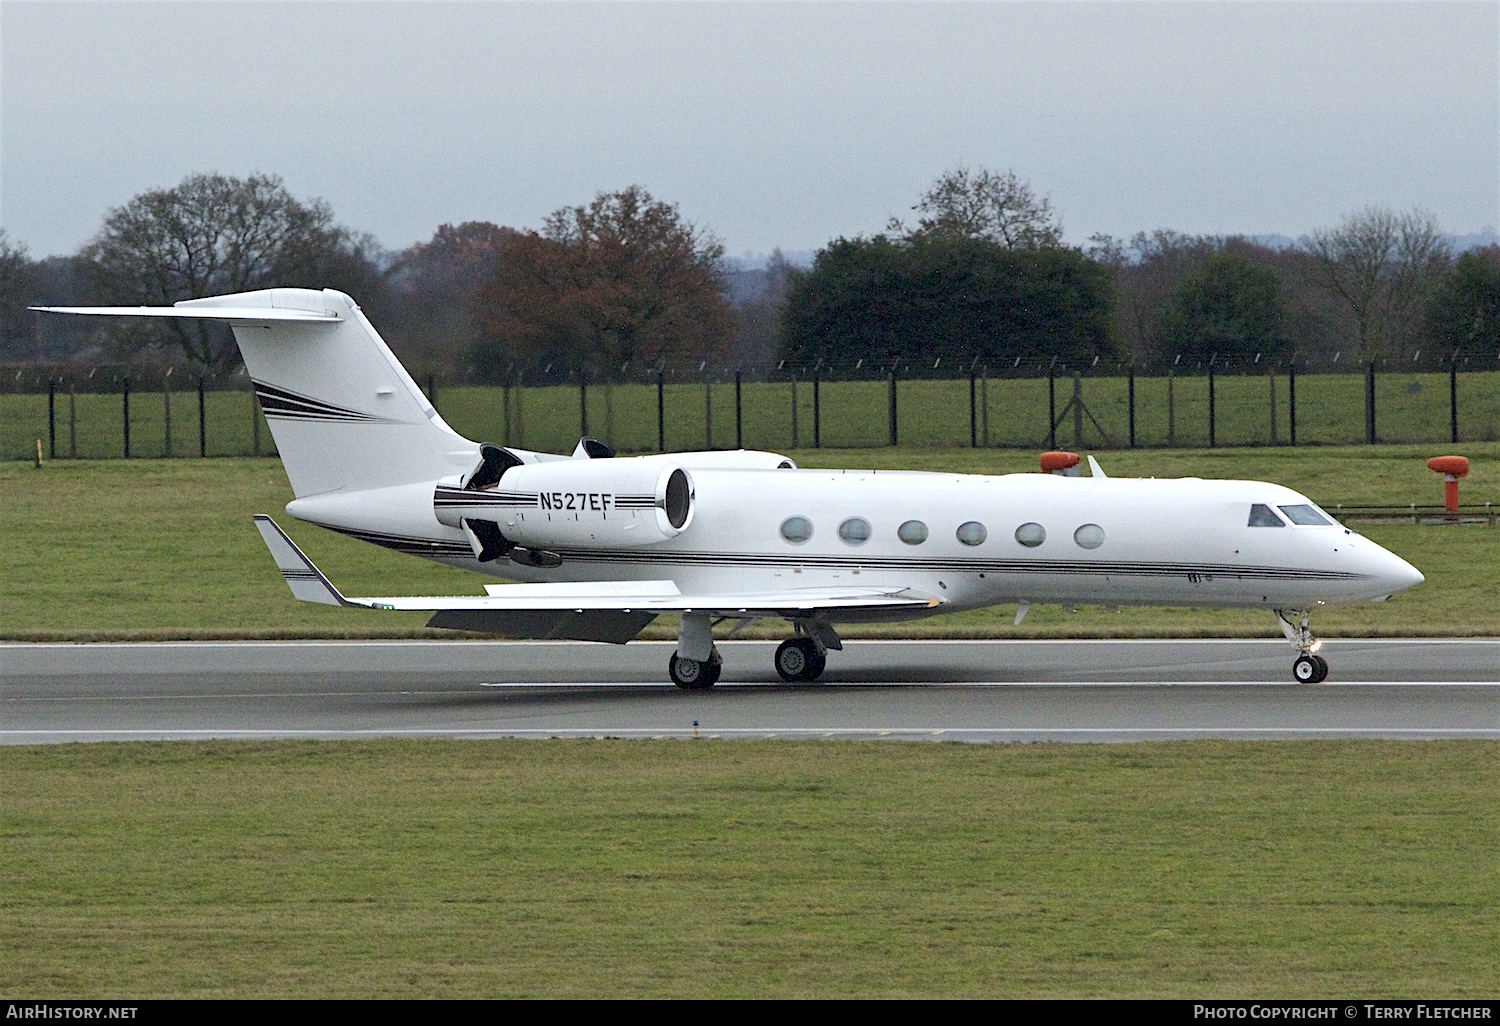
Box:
[1276,609,1328,684]
[669,615,838,689]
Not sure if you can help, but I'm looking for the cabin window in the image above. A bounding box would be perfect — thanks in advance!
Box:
[897,520,929,545]
[838,517,872,545]
[1248,504,1285,527]
[1074,524,1105,549]
[1278,504,1332,526]
[1014,522,1045,547]
[956,521,988,546]
[780,516,813,543]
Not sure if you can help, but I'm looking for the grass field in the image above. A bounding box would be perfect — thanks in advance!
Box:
[7,368,1500,461]
[3,446,1498,640]
[2,738,1495,997]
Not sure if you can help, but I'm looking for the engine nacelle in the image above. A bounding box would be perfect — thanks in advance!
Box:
[434,457,694,550]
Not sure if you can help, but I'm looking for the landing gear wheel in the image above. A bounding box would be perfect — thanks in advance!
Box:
[1293,654,1328,684]
[775,638,825,682]
[670,648,720,691]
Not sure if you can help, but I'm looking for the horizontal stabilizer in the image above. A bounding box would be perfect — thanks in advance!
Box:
[30,305,341,323]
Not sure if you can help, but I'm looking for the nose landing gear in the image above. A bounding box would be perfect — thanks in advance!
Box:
[1276,609,1328,683]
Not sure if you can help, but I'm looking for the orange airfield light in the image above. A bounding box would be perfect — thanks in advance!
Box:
[1426,455,1470,513]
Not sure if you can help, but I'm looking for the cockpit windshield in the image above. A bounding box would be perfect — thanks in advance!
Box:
[1278,504,1333,526]
[1248,503,1285,527]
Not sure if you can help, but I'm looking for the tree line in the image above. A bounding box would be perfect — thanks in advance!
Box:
[2,168,1497,380]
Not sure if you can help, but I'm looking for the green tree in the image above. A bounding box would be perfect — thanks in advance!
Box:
[1164,251,1286,363]
[472,186,731,379]
[0,229,38,359]
[80,172,382,368]
[780,234,1113,368]
[1425,246,1500,355]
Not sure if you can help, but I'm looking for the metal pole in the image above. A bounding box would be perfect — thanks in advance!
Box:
[1288,361,1296,447]
[580,375,588,438]
[1127,367,1135,449]
[705,378,712,449]
[1047,364,1056,449]
[981,366,989,447]
[813,372,820,448]
[1366,362,1376,444]
[790,373,798,449]
[163,384,171,457]
[503,382,511,446]
[969,372,977,448]
[734,371,742,449]
[657,370,665,453]
[1208,367,1215,448]
[888,370,898,447]
[198,377,206,457]
[123,378,130,458]
[1450,358,1459,444]
[48,380,55,459]
[1072,372,1083,448]
[69,385,77,459]
[1269,370,1277,446]
[1167,370,1175,447]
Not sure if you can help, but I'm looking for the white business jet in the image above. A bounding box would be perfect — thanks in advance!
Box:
[38,288,1424,686]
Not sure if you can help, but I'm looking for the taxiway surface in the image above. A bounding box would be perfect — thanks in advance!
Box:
[3,639,1497,743]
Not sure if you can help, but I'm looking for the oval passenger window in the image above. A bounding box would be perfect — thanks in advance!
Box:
[956,521,987,546]
[838,517,872,545]
[1074,524,1105,549]
[780,516,813,544]
[1015,523,1045,547]
[897,520,929,545]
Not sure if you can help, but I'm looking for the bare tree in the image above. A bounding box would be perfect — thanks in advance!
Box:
[1306,206,1450,362]
[891,166,1064,249]
[80,172,374,367]
[0,229,38,359]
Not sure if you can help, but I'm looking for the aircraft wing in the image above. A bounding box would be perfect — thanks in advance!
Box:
[254,515,940,643]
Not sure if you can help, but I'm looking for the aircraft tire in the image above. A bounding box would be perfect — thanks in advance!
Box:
[670,650,719,691]
[1293,654,1320,684]
[775,638,824,682]
[1311,654,1329,683]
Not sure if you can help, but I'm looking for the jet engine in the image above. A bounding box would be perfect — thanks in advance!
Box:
[434,452,694,562]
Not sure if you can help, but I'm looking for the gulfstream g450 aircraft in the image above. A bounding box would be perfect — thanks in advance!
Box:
[38,288,1424,687]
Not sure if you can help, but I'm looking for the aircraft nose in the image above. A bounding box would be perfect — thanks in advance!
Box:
[1376,548,1424,595]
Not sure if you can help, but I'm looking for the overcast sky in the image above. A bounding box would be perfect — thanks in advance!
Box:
[2,1,1496,260]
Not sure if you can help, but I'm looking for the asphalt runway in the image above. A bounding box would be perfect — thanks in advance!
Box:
[3,639,1497,744]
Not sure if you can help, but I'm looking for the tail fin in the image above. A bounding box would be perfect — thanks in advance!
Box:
[36,288,479,497]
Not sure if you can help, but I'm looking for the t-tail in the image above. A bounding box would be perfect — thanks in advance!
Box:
[34,288,480,497]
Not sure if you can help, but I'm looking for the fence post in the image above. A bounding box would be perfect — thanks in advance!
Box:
[969,372,977,448]
[1047,363,1056,449]
[252,390,261,456]
[1167,370,1175,447]
[1288,361,1296,447]
[1208,367,1216,448]
[1450,358,1459,444]
[122,378,130,458]
[69,385,77,459]
[163,383,172,458]
[48,380,56,459]
[791,373,798,449]
[657,370,665,453]
[580,376,588,438]
[1072,373,1083,448]
[812,372,820,448]
[735,371,742,449]
[981,366,989,447]
[198,378,207,457]
[705,378,712,449]
[502,382,511,446]
[1365,362,1376,444]
[887,370,898,447]
[1269,370,1277,445]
